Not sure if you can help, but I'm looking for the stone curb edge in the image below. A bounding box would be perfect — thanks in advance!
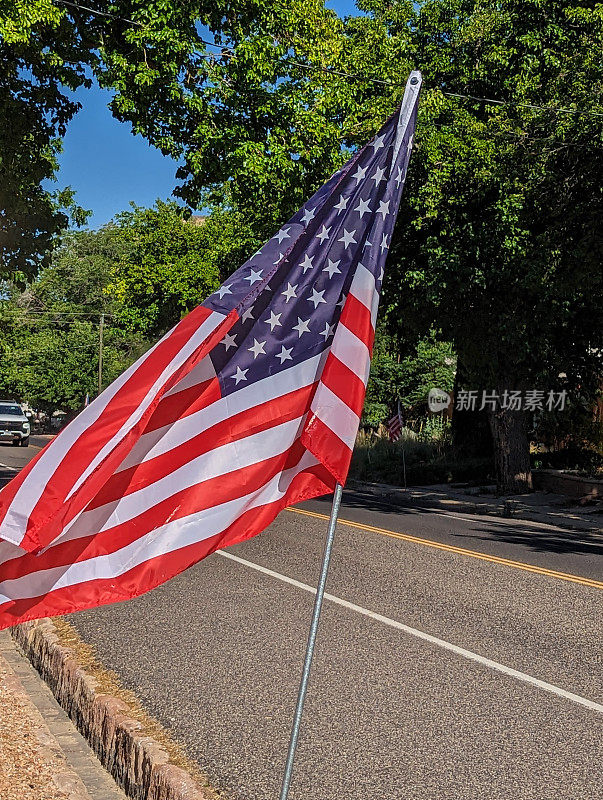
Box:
[11,619,214,800]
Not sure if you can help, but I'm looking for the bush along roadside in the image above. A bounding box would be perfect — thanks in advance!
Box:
[350,429,494,487]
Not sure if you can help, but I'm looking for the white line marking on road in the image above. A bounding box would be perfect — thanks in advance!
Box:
[218,550,603,714]
[0,462,18,471]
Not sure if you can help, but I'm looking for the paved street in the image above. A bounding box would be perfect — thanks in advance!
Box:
[4,445,602,800]
[0,435,53,481]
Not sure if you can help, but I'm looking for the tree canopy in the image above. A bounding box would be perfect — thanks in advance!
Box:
[0,201,258,409]
[2,0,601,489]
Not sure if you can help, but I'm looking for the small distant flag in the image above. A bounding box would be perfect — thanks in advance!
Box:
[0,72,422,630]
[385,408,403,442]
[84,393,90,407]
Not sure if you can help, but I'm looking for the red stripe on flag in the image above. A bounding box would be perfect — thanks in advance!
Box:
[302,413,354,486]
[339,294,375,354]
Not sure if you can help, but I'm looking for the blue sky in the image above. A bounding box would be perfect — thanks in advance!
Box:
[51,0,360,229]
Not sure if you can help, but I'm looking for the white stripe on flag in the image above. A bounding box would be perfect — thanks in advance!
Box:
[349,262,379,329]
[330,324,371,385]
[311,383,360,449]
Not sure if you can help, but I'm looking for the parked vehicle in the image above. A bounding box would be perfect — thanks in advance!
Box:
[0,401,30,447]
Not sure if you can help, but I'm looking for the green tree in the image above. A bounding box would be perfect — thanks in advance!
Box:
[0,0,340,275]
[0,222,143,410]
[0,0,93,278]
[336,0,603,491]
[107,201,259,337]
[363,327,455,429]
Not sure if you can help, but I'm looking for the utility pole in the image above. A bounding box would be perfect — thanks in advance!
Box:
[98,313,105,396]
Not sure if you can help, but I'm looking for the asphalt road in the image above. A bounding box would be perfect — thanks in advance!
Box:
[0,434,53,479]
[2,444,602,799]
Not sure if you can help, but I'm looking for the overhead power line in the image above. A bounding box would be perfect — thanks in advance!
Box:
[54,0,603,120]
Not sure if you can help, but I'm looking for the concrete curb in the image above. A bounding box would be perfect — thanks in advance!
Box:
[11,619,213,800]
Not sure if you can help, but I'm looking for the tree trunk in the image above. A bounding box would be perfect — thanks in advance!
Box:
[451,359,493,460]
[488,406,533,494]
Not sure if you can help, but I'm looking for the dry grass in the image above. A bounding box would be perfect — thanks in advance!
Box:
[52,617,223,799]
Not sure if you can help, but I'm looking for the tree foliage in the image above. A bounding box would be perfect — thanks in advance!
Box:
[0,0,93,278]
[335,0,603,489]
[107,201,259,337]
[0,0,344,275]
[0,200,261,410]
[363,327,455,428]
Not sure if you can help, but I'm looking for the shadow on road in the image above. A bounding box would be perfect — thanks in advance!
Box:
[451,524,603,559]
[308,488,603,561]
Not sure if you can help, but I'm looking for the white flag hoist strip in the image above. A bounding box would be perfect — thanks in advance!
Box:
[0,72,422,630]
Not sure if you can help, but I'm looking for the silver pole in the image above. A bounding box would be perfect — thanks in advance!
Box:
[279,482,344,800]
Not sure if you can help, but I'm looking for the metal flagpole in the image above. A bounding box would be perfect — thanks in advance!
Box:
[278,482,344,800]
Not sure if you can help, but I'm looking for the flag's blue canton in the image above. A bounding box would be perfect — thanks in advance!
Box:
[205,101,418,398]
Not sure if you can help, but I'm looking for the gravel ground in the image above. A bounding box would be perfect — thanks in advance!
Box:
[0,633,90,800]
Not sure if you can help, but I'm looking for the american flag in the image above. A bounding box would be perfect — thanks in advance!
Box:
[0,72,421,630]
[385,409,403,442]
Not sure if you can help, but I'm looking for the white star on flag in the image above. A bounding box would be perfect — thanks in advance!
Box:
[299,254,314,273]
[320,322,335,340]
[316,225,330,244]
[293,317,311,337]
[308,288,327,309]
[370,133,386,151]
[231,366,248,384]
[241,306,254,322]
[217,284,232,298]
[338,228,357,249]
[371,166,386,185]
[354,198,371,218]
[264,311,282,331]
[352,165,367,183]
[274,227,291,243]
[323,259,341,278]
[281,283,297,303]
[301,206,316,225]
[377,200,390,219]
[380,234,389,253]
[276,345,293,364]
[220,333,237,350]
[244,268,263,285]
[334,195,349,211]
[248,339,266,359]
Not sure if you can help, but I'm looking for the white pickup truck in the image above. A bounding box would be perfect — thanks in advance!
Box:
[0,401,30,447]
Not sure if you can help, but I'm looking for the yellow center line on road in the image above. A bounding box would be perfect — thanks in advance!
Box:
[286,506,603,591]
